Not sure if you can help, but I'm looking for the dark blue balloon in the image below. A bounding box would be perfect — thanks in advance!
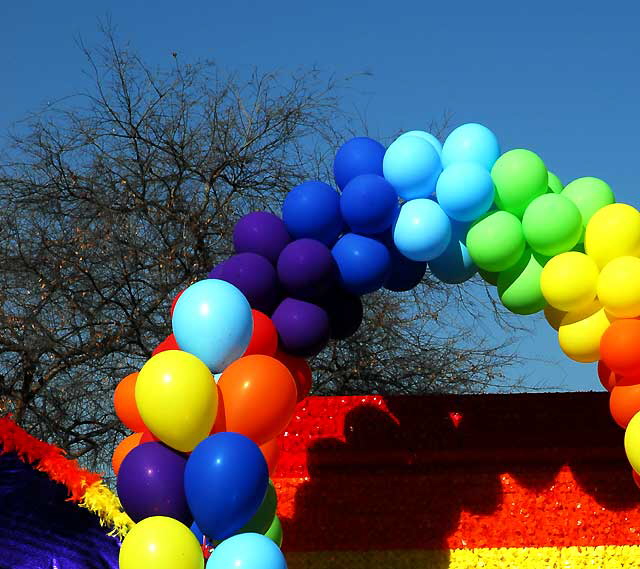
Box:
[340,174,399,235]
[377,230,427,292]
[331,233,391,295]
[184,433,269,541]
[282,181,343,246]
[333,137,386,190]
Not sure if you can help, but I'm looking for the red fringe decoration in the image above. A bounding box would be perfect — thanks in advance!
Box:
[0,417,101,502]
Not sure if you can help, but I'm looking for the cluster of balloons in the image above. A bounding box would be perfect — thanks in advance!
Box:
[110,120,640,567]
[112,280,301,567]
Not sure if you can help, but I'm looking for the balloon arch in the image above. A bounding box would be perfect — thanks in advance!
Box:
[112,123,640,569]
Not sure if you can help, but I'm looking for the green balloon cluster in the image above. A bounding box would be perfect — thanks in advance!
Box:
[466,148,615,318]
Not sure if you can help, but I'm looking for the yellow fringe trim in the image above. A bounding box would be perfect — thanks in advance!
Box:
[80,481,134,538]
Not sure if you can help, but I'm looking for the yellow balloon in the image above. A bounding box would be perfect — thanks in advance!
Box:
[597,256,640,318]
[540,252,599,312]
[625,412,640,473]
[543,305,566,331]
[136,350,217,452]
[120,516,203,569]
[557,300,614,363]
[585,203,640,268]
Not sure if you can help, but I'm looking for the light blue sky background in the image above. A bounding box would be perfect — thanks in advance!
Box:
[2,1,638,391]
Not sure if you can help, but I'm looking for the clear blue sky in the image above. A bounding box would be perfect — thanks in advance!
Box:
[2,0,638,391]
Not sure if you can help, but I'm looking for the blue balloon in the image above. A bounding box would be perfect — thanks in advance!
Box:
[206,533,286,569]
[332,233,391,295]
[398,130,442,157]
[333,137,386,190]
[435,162,495,222]
[172,280,253,373]
[282,181,343,246]
[376,231,427,292]
[340,174,399,235]
[441,123,500,170]
[428,222,477,284]
[185,433,269,541]
[383,135,442,200]
[393,199,452,262]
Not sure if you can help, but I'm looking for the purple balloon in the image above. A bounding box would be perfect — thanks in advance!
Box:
[272,298,330,358]
[233,212,291,264]
[208,253,279,313]
[277,239,337,299]
[116,442,191,526]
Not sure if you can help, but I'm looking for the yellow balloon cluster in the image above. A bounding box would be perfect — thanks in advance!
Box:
[120,516,204,569]
[135,350,218,452]
[539,202,640,364]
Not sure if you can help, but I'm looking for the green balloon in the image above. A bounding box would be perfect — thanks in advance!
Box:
[491,149,548,217]
[466,211,526,272]
[237,480,277,535]
[561,177,615,242]
[265,515,283,547]
[478,268,499,286]
[547,171,563,194]
[522,193,582,256]
[497,249,548,315]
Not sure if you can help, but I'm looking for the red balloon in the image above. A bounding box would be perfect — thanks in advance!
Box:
[140,430,159,444]
[633,469,640,490]
[152,334,180,356]
[600,319,640,377]
[170,289,185,318]
[598,361,618,392]
[275,349,312,401]
[244,310,278,357]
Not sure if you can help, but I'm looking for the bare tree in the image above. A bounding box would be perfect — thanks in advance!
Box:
[0,31,519,475]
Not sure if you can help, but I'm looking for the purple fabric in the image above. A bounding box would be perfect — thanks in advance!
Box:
[0,450,120,569]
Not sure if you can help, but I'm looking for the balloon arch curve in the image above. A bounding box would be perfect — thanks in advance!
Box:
[112,123,640,568]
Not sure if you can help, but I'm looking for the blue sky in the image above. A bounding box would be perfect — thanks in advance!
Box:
[2,0,638,391]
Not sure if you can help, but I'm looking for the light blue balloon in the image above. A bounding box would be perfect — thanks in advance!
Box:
[428,222,477,284]
[206,533,286,569]
[398,130,443,157]
[383,135,442,200]
[393,199,452,262]
[441,123,500,170]
[435,162,495,222]
[172,279,253,373]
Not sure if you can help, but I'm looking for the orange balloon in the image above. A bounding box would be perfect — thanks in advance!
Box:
[114,373,146,432]
[275,350,312,402]
[215,355,297,445]
[260,437,281,476]
[600,319,640,377]
[610,378,640,428]
[140,430,159,444]
[112,432,143,475]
